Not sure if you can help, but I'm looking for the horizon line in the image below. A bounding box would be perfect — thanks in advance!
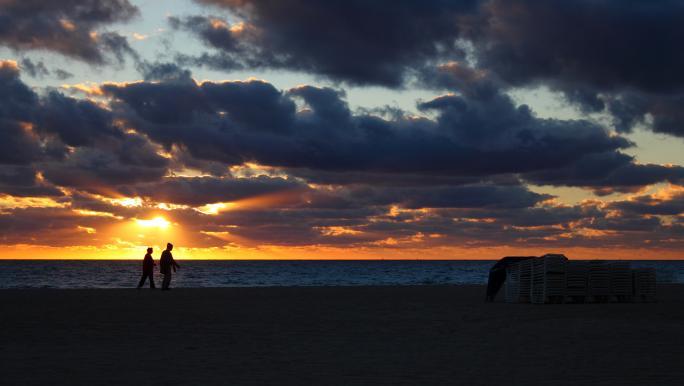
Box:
[2,258,684,261]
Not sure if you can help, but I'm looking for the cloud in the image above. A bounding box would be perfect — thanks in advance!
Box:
[19,58,49,78]
[54,69,74,80]
[469,0,684,94]
[169,1,684,139]
[176,1,480,86]
[19,58,73,80]
[0,207,119,246]
[523,152,684,195]
[609,188,684,216]
[465,0,684,136]
[337,184,551,210]
[37,91,124,147]
[41,136,170,195]
[137,61,193,82]
[103,76,635,182]
[0,0,139,64]
[0,165,63,197]
[0,63,167,196]
[4,13,684,253]
[118,175,307,206]
[0,61,45,165]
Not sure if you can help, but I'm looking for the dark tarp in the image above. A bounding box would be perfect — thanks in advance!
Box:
[485,256,535,302]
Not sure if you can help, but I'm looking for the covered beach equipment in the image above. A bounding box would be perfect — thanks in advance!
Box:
[485,256,535,302]
[486,254,657,304]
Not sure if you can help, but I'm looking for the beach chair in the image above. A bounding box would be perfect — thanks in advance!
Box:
[502,259,533,303]
[518,259,533,303]
[588,261,611,302]
[609,261,633,302]
[504,262,521,303]
[565,261,589,303]
[531,254,567,304]
[633,268,657,302]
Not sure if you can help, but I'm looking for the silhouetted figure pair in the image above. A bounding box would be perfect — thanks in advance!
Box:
[137,247,156,289]
[160,243,180,290]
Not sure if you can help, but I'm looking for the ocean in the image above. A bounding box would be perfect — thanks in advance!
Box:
[1,260,683,289]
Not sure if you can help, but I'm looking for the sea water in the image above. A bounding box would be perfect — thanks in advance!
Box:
[0,260,683,289]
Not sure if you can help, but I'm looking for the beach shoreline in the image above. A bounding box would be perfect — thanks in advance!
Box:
[2,285,683,385]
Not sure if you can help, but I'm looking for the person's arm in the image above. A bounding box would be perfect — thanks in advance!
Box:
[172,259,180,271]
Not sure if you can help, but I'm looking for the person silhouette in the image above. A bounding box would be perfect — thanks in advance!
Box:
[137,247,156,289]
[159,243,180,290]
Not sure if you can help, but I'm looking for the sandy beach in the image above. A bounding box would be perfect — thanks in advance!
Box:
[2,285,683,385]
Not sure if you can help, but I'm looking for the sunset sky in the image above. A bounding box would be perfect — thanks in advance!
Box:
[1,0,684,259]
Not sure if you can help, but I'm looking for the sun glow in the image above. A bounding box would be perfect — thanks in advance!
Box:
[135,216,170,229]
[195,202,236,215]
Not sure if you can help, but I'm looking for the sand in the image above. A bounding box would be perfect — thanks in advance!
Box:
[1,285,684,385]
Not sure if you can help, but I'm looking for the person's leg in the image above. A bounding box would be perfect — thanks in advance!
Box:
[162,273,171,290]
[149,273,156,289]
[137,274,146,288]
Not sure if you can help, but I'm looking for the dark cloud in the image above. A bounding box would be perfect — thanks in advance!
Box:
[19,58,74,80]
[54,69,74,80]
[0,61,38,121]
[37,91,123,147]
[589,214,662,233]
[464,0,684,136]
[436,203,603,228]
[172,1,684,138]
[19,58,49,78]
[41,135,170,194]
[0,119,44,165]
[169,195,680,249]
[0,63,169,195]
[1,62,142,171]
[0,207,119,246]
[468,0,684,94]
[137,61,193,82]
[606,92,684,137]
[177,0,480,86]
[342,184,550,210]
[0,0,139,64]
[118,175,306,206]
[609,190,684,216]
[523,152,684,195]
[103,77,633,181]
[0,166,63,197]
[283,169,489,187]
[0,61,45,165]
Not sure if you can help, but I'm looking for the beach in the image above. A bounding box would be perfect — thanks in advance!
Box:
[2,285,683,385]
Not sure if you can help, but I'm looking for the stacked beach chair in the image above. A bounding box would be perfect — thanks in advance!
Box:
[518,259,532,303]
[633,268,657,302]
[565,261,589,302]
[530,254,567,304]
[504,262,520,303]
[504,259,533,303]
[588,261,611,302]
[498,255,657,304]
[610,261,633,302]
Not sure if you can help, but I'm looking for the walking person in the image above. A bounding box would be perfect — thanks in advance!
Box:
[160,243,180,290]
[137,247,156,289]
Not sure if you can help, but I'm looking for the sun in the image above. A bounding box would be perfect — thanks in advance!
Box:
[135,216,171,229]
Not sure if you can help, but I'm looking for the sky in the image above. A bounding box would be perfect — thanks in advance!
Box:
[1,0,684,260]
